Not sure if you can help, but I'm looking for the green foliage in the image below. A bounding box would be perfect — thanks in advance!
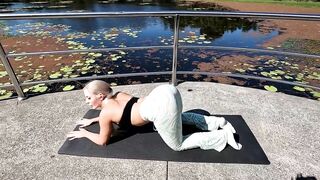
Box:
[23,84,48,93]
[264,85,278,92]
[62,85,75,91]
[0,89,13,100]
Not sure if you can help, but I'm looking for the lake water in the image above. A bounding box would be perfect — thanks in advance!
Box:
[0,0,319,100]
[2,0,277,49]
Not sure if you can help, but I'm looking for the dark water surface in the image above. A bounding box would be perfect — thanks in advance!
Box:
[0,0,319,100]
[2,0,276,48]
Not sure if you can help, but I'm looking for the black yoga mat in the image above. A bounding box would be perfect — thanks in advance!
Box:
[58,109,270,164]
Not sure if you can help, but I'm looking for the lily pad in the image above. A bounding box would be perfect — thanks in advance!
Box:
[271,76,282,80]
[31,84,48,93]
[63,85,75,91]
[261,72,269,77]
[86,59,96,63]
[0,71,8,77]
[111,57,119,61]
[92,53,102,57]
[199,36,206,40]
[14,56,27,61]
[49,72,62,79]
[284,75,294,79]
[69,74,79,78]
[0,91,13,100]
[310,91,320,98]
[293,86,305,92]
[119,51,126,55]
[269,71,278,76]
[81,66,91,71]
[60,66,73,73]
[236,69,245,73]
[274,70,285,75]
[264,85,278,92]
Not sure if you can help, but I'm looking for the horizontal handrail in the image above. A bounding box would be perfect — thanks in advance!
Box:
[180,46,320,59]
[6,45,320,59]
[1,71,319,90]
[6,46,173,57]
[178,71,320,90]
[20,71,172,87]
[0,11,320,21]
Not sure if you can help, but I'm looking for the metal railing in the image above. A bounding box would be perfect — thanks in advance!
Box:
[0,11,320,100]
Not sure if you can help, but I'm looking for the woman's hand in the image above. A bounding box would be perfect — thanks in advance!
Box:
[67,128,87,140]
[76,118,94,127]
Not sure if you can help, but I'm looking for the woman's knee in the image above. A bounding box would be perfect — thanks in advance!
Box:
[168,144,183,151]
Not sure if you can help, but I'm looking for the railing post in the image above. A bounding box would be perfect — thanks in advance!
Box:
[0,43,26,100]
[171,14,180,86]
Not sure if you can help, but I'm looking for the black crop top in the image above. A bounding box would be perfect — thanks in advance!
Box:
[117,97,139,130]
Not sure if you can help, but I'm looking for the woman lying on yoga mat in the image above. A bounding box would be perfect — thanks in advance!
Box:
[67,80,242,151]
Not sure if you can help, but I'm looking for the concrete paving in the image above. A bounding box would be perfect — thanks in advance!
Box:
[0,82,319,179]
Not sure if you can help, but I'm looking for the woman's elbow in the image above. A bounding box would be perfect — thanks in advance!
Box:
[96,138,107,146]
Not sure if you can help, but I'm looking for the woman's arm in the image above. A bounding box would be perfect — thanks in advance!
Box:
[67,112,113,145]
[76,117,99,127]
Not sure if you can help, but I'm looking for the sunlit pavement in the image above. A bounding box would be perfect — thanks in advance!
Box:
[0,82,319,179]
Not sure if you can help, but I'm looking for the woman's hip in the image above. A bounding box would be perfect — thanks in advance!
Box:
[139,84,183,122]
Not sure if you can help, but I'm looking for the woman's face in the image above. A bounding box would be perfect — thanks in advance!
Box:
[83,89,102,109]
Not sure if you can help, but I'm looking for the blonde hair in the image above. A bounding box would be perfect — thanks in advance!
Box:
[84,80,113,98]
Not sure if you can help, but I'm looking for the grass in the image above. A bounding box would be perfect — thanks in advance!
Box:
[180,0,320,8]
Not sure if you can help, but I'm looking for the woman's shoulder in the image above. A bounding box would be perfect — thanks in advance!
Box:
[113,91,133,100]
[99,100,117,121]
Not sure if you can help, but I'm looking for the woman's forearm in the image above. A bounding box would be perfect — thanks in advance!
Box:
[91,117,99,122]
[83,129,108,145]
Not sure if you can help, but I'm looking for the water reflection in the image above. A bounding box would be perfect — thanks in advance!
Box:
[2,0,272,49]
[5,0,316,100]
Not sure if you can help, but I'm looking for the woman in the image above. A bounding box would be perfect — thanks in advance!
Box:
[67,80,242,151]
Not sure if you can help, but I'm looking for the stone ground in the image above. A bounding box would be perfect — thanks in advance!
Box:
[1,82,319,179]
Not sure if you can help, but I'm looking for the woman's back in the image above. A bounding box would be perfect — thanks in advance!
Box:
[101,92,147,126]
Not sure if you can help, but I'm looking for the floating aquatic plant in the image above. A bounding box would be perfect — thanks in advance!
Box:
[0,71,8,78]
[60,66,74,73]
[63,85,75,91]
[24,84,48,93]
[14,56,27,61]
[85,59,95,64]
[284,75,294,80]
[310,91,320,98]
[49,72,62,79]
[236,69,245,73]
[0,90,13,100]
[260,72,269,77]
[33,73,42,80]
[264,85,278,92]
[293,86,306,92]
[69,74,79,78]
[271,76,282,80]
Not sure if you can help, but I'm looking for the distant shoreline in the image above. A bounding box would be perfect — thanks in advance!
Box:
[179,0,320,8]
